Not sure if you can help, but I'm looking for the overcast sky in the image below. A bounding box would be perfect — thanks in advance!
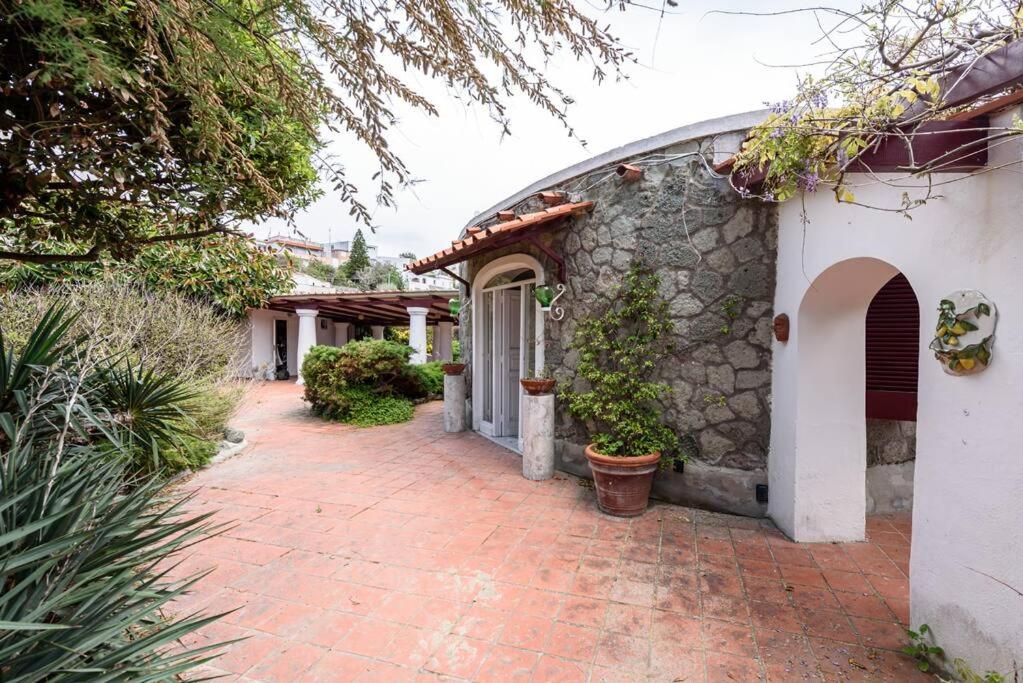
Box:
[256,1,858,258]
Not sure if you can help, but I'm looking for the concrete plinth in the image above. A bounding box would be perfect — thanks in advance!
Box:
[443,374,466,433]
[522,393,555,481]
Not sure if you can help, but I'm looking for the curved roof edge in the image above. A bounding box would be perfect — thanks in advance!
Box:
[463,109,768,229]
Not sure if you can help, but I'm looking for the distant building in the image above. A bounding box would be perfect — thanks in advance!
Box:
[261,235,456,291]
[264,236,324,260]
[404,270,455,291]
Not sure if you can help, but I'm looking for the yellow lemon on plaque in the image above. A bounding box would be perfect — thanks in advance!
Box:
[947,336,959,346]
[959,357,976,370]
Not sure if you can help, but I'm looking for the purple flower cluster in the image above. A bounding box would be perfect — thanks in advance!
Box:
[764,100,792,114]
[808,90,828,109]
[797,165,820,193]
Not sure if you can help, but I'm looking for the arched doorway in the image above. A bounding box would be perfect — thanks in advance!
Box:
[774,257,922,542]
[865,273,919,514]
[471,254,546,449]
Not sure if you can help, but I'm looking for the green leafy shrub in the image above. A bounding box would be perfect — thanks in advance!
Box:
[0,306,227,678]
[335,340,413,385]
[0,280,248,474]
[0,235,294,318]
[409,361,444,396]
[161,434,222,473]
[302,339,426,426]
[562,263,683,464]
[0,279,247,383]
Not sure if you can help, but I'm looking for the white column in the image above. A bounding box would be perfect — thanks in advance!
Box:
[407,306,429,365]
[435,321,454,362]
[333,322,350,347]
[370,325,385,340]
[295,308,318,385]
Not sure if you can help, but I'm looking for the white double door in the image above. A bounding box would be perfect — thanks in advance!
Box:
[480,285,530,438]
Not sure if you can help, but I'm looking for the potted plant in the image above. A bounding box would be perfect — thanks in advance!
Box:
[442,362,466,375]
[562,263,683,517]
[520,365,556,395]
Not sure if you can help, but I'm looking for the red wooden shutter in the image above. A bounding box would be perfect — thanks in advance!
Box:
[865,273,919,421]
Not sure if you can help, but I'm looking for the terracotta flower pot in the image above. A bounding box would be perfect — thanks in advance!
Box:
[584,444,661,517]
[520,378,556,396]
[442,363,466,376]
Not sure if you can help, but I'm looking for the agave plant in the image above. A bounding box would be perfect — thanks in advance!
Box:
[96,364,197,472]
[0,306,231,680]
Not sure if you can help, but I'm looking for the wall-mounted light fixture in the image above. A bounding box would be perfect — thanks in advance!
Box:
[534,283,567,321]
[773,314,790,342]
[616,163,643,183]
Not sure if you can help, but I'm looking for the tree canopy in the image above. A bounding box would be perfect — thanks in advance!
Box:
[1,0,630,264]
[0,235,293,317]
[353,262,406,291]
[342,229,372,282]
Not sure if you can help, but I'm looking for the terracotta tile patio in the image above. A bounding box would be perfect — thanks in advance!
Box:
[169,381,927,682]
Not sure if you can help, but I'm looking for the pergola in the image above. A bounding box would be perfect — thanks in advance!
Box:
[266,290,458,372]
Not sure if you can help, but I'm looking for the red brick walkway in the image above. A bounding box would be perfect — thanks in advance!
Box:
[171,381,926,682]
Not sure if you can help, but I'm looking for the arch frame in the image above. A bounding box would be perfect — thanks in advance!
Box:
[470,253,546,434]
[768,256,918,541]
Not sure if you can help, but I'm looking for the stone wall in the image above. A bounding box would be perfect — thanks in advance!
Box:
[866,419,916,466]
[866,418,916,513]
[460,135,778,517]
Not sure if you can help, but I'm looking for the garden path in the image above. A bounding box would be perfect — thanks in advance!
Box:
[170,380,926,682]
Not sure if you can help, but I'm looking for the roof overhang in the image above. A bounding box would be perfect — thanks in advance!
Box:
[265,290,458,326]
[406,201,594,278]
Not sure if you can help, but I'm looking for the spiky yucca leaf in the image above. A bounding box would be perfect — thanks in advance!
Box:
[0,306,233,680]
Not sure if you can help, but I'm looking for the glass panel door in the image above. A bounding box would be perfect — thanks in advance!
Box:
[480,290,495,433]
[500,288,521,436]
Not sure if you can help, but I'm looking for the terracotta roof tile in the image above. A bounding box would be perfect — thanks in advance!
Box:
[406,201,594,274]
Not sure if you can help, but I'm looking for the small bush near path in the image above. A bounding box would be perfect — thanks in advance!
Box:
[343,387,416,426]
[0,306,228,678]
[302,340,438,426]
[409,361,444,396]
[0,280,249,474]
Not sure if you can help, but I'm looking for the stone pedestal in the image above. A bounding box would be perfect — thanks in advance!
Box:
[443,374,466,433]
[522,393,555,480]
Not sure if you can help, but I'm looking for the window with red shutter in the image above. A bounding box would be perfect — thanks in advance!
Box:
[865,273,919,421]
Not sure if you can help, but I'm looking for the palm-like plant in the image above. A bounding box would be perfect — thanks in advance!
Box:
[97,364,197,472]
[0,306,231,680]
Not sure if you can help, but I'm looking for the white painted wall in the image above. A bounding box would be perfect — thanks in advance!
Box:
[247,309,298,377]
[770,107,1023,672]
[315,316,333,346]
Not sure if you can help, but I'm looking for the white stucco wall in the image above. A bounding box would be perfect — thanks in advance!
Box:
[770,107,1023,672]
[315,317,333,347]
[247,309,298,377]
